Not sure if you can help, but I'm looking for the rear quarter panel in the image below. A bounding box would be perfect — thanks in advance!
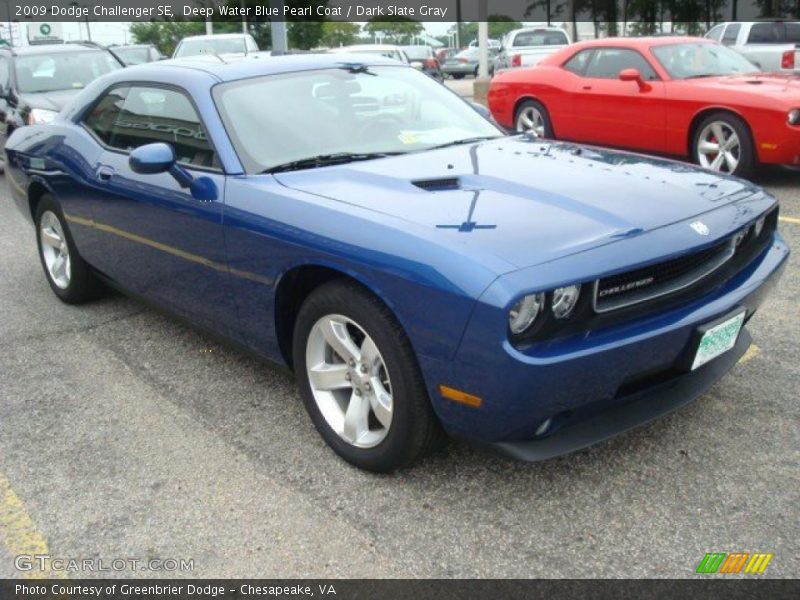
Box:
[487,66,574,131]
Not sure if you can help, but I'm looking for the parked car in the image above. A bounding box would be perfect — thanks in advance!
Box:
[5,53,788,471]
[328,44,409,64]
[705,21,799,73]
[173,33,259,59]
[109,44,165,66]
[468,38,502,50]
[400,45,442,80]
[493,27,572,73]
[488,36,800,177]
[436,47,462,64]
[0,41,123,171]
[442,46,499,79]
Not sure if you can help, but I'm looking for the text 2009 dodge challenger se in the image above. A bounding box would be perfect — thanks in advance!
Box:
[5,54,789,471]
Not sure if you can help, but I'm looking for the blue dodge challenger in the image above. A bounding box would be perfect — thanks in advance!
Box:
[5,54,789,471]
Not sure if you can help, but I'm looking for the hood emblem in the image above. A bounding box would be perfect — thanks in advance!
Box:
[690,221,710,236]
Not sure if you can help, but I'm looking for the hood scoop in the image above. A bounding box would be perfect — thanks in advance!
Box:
[412,177,461,192]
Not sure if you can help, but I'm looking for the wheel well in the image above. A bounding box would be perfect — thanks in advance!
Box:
[27,182,49,221]
[274,265,353,370]
[512,96,545,121]
[687,108,754,158]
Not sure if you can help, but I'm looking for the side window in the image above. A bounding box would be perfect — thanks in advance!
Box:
[563,49,593,75]
[722,24,741,45]
[786,23,800,43]
[112,86,217,169]
[0,56,10,91]
[747,22,783,44]
[706,25,724,42]
[585,48,658,80]
[83,86,130,146]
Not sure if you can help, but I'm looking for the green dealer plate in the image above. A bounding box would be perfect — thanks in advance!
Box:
[691,311,746,371]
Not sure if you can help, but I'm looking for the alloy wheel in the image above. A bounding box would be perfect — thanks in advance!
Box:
[517,106,546,137]
[39,211,71,289]
[305,314,393,448]
[696,121,741,174]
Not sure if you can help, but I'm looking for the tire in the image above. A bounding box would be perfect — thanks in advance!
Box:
[452,73,465,80]
[692,112,755,178]
[514,99,554,138]
[292,280,441,472]
[35,194,101,304]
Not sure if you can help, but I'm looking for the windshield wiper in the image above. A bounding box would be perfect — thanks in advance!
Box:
[261,152,404,174]
[425,136,501,151]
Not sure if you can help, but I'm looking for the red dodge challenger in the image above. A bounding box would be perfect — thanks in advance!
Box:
[487,36,800,177]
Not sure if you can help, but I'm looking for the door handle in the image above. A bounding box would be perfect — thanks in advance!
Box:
[96,165,114,182]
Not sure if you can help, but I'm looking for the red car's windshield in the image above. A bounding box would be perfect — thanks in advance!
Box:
[652,43,759,79]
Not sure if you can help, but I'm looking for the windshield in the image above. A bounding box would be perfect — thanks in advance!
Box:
[176,38,246,57]
[113,47,151,65]
[652,43,759,79]
[15,51,122,94]
[213,66,502,173]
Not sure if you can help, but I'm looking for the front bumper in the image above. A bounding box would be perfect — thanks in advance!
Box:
[419,231,789,459]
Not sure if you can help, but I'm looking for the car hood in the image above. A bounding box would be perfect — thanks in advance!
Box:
[274,137,760,270]
[18,89,81,112]
[687,73,800,98]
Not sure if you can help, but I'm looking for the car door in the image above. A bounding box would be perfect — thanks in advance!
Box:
[81,83,240,338]
[568,47,666,153]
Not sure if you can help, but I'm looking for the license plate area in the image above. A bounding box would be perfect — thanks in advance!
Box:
[690,309,746,371]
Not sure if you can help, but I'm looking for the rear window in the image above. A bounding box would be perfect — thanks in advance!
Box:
[512,30,569,47]
[747,21,800,44]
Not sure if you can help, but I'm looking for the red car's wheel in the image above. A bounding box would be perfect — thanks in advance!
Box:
[514,100,553,138]
[692,112,755,178]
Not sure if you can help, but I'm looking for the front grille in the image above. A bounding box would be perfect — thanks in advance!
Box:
[593,239,735,313]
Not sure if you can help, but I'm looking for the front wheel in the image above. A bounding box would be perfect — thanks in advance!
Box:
[692,112,755,178]
[292,280,441,472]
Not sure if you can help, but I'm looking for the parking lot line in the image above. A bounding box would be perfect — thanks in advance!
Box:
[739,344,761,365]
[779,216,800,225]
[0,473,66,579]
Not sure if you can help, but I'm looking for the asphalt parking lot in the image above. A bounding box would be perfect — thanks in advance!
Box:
[0,167,798,579]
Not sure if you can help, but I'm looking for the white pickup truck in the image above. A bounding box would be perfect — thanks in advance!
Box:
[705,21,800,73]
[492,27,571,74]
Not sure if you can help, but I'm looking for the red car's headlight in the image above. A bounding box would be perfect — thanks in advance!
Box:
[788,109,800,126]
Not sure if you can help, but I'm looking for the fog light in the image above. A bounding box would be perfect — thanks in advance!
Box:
[754,216,766,237]
[535,417,553,437]
[509,293,544,334]
[551,284,581,319]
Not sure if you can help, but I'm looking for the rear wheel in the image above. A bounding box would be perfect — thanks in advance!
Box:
[292,280,441,472]
[514,99,553,138]
[35,195,101,304]
[692,112,755,178]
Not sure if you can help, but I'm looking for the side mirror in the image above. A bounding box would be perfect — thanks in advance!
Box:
[619,68,649,91]
[129,142,175,174]
[129,142,217,201]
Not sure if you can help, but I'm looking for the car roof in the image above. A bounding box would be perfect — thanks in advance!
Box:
[569,36,714,50]
[129,52,405,82]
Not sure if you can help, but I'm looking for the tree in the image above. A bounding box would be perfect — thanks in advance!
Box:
[288,21,325,49]
[363,17,424,43]
[321,21,361,47]
[130,22,206,56]
[453,17,523,44]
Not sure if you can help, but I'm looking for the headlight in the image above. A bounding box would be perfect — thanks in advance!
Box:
[551,284,581,319]
[788,109,800,126]
[27,108,58,125]
[733,227,749,247]
[754,215,766,237]
[508,293,544,334]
